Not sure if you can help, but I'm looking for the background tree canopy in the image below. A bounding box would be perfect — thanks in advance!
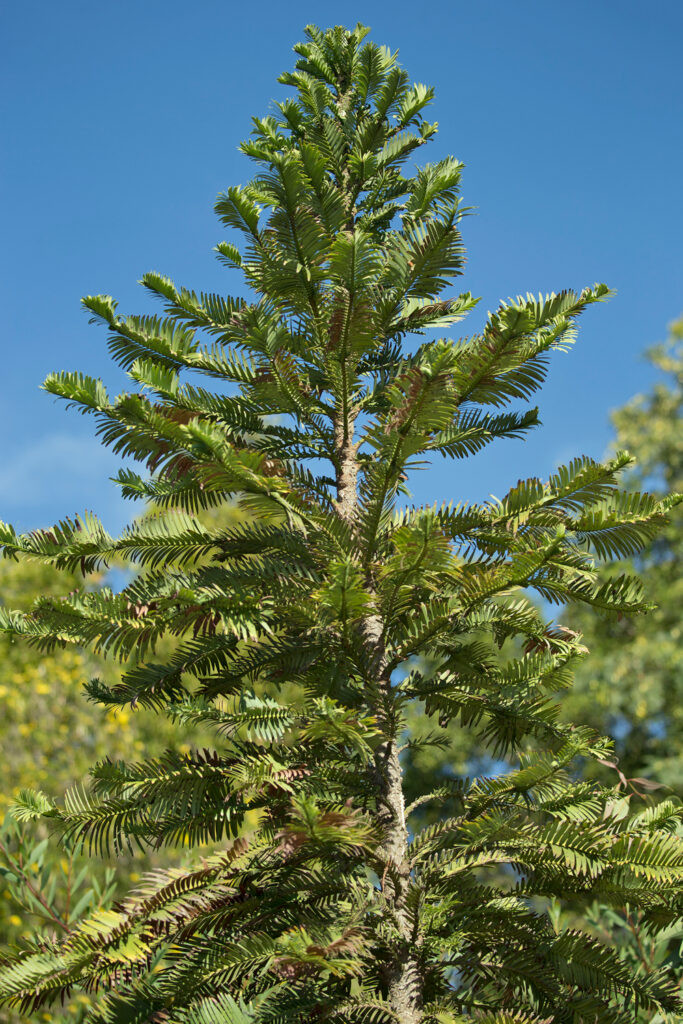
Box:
[0,507,249,1022]
[0,557,198,1024]
[563,318,682,791]
[404,316,683,807]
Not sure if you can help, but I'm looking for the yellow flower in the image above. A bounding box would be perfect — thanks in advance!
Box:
[8,914,22,926]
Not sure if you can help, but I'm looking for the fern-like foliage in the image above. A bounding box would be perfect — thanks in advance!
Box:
[0,23,681,1024]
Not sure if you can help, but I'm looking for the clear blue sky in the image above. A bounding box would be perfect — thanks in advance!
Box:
[2,0,681,533]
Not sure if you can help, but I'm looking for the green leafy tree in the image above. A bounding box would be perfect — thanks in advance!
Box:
[0,559,150,1023]
[0,558,201,1024]
[0,560,164,805]
[551,319,683,1014]
[0,507,245,1024]
[0,24,681,1024]
[400,318,683,1016]
[564,317,683,790]
[403,319,683,815]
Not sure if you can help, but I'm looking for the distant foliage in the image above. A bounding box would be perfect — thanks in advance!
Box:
[0,24,680,1024]
[0,560,202,1024]
[0,561,163,799]
[565,317,683,790]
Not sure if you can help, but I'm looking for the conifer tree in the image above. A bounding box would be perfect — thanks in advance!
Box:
[0,24,681,1024]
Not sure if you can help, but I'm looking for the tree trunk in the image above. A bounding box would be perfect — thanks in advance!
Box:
[363,615,422,1024]
[333,412,359,523]
[334,424,422,1023]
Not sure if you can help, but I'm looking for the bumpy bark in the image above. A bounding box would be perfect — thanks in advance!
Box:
[335,424,422,1023]
[333,412,359,523]
[363,614,422,1023]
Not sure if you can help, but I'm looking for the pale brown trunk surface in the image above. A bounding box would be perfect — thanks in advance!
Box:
[334,425,422,1023]
[363,616,422,1024]
[333,413,359,523]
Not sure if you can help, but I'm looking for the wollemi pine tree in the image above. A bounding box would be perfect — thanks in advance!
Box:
[0,23,681,1024]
